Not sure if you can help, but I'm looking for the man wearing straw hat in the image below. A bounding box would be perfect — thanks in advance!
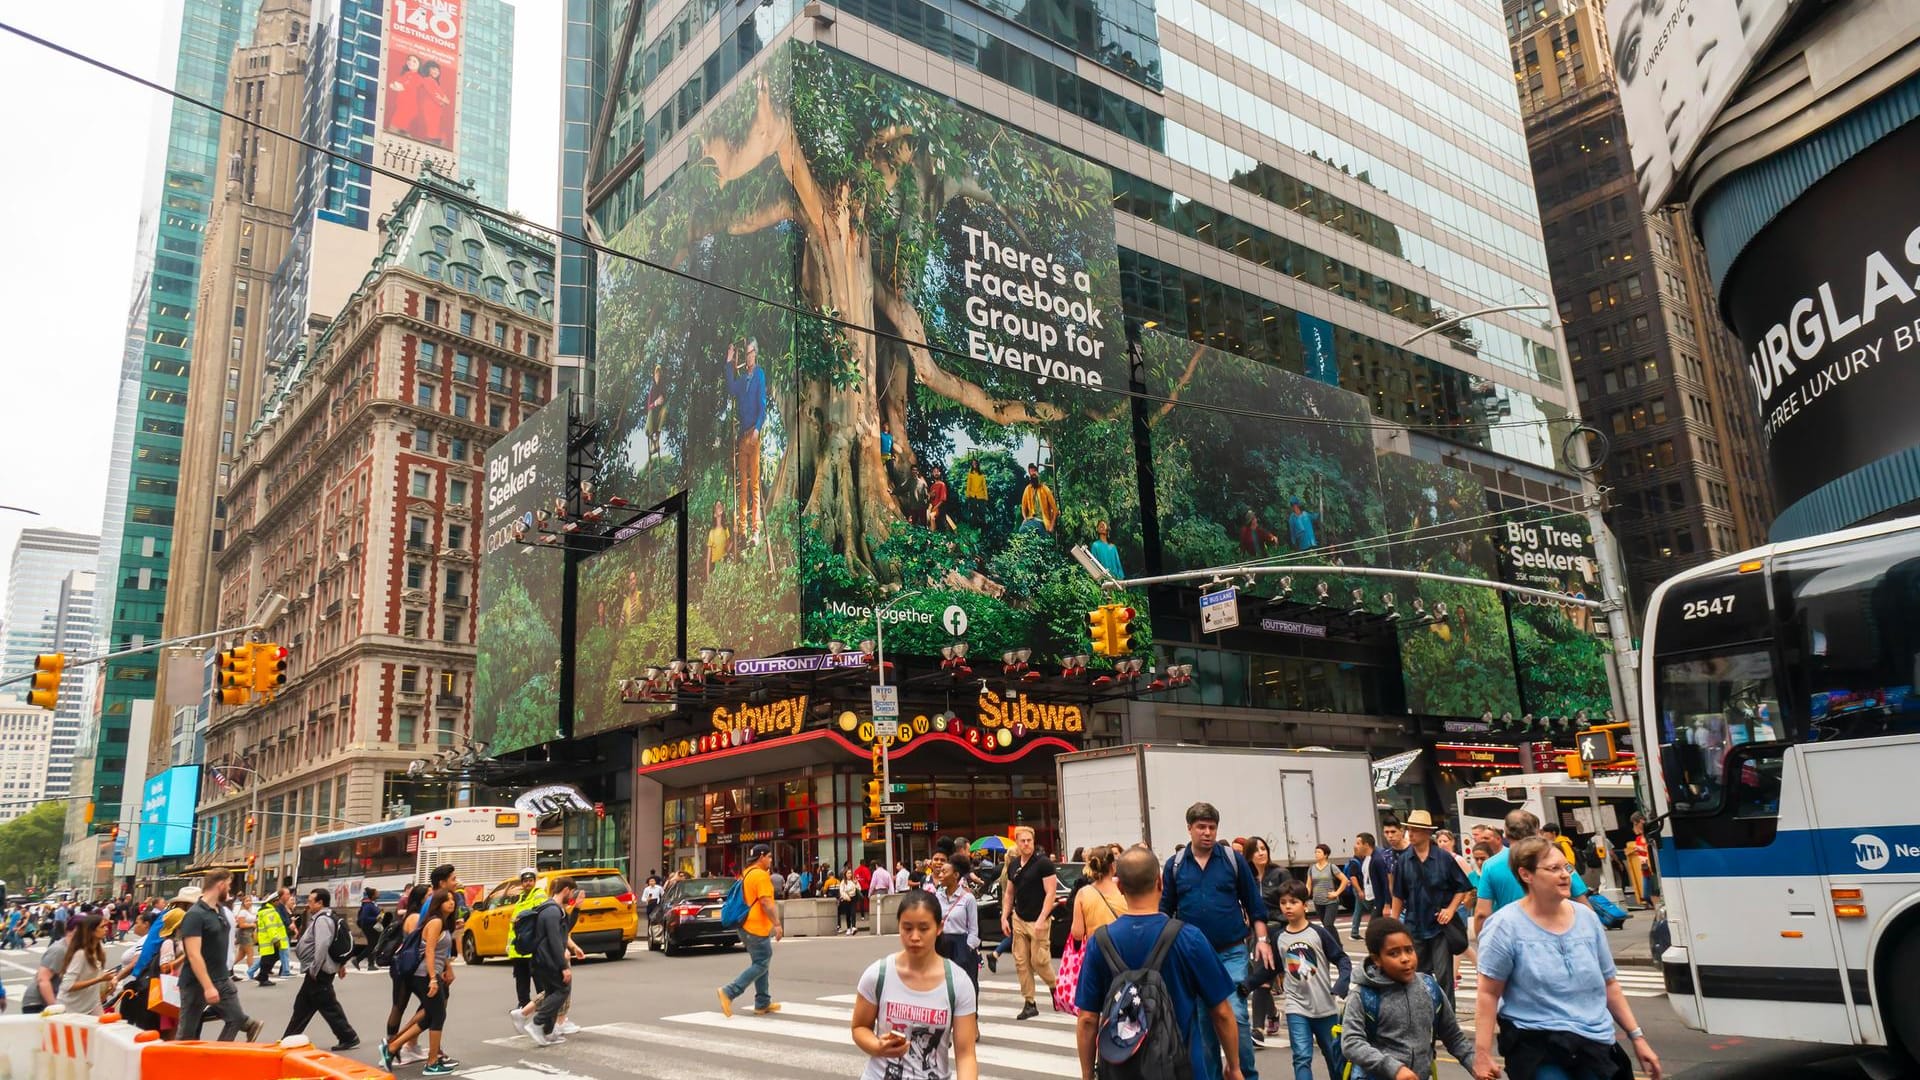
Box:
[1385,809,1473,1006]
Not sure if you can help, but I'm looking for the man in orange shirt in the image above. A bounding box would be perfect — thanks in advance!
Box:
[717,843,784,1017]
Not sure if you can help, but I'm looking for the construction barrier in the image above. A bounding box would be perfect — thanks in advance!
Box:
[0,1009,387,1080]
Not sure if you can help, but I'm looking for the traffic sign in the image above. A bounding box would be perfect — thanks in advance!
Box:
[1200,585,1240,633]
[870,684,900,717]
[880,802,907,815]
[1577,729,1617,765]
[873,718,899,738]
[890,783,908,794]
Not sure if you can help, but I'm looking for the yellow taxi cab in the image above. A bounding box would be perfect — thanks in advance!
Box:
[460,866,639,963]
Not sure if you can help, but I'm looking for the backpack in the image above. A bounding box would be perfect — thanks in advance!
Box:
[1589,891,1631,930]
[390,922,426,979]
[719,877,750,931]
[324,911,356,966]
[1090,919,1193,1080]
[512,901,548,958]
[373,916,405,968]
[1343,976,1446,1080]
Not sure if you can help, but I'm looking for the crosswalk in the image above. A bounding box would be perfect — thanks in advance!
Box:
[480,970,1666,1079]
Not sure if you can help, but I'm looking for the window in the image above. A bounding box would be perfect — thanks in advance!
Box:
[453,392,470,419]
[222,399,237,423]
[416,383,434,407]
[525,334,540,358]
[459,311,475,336]
[1656,649,1781,822]
[414,426,433,452]
[410,471,431,498]
[492,323,506,345]
[1587,288,1604,314]
[1650,399,1668,423]
[1574,379,1588,403]
[397,714,417,745]
[400,666,420,692]
[407,517,429,547]
[404,609,424,637]
[406,561,425,589]
[449,478,467,504]
[444,569,465,597]
[447,524,466,548]
[452,351,473,381]
[1640,358,1659,382]
[488,402,506,428]
[450,438,468,462]
[221,431,234,455]
[443,205,459,228]
[488,362,507,390]
[424,298,440,322]
[423,254,443,281]
[1602,370,1620,394]
[521,374,541,402]
[230,336,243,361]
[227,367,240,392]
[442,613,461,641]
[1625,274,1644,300]
[418,341,439,370]
[1657,441,1677,467]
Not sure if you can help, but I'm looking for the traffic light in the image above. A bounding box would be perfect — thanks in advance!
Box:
[861,824,882,843]
[26,654,64,710]
[245,813,257,834]
[1110,605,1135,656]
[218,645,256,706]
[252,643,288,698]
[865,779,883,818]
[1088,606,1113,657]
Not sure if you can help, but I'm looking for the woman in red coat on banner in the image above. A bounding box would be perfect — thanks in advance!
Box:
[416,60,453,146]
[386,53,422,135]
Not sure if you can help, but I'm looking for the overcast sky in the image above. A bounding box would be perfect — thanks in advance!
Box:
[0,1,561,581]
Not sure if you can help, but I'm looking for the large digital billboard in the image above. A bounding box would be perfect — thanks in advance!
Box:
[586,41,1147,728]
[382,0,461,151]
[1493,504,1610,717]
[137,765,200,862]
[475,403,569,754]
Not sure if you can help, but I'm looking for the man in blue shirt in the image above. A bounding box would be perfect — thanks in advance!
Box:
[725,338,768,544]
[1385,810,1471,1005]
[1076,845,1240,1080]
[1161,802,1269,1080]
[1287,498,1317,551]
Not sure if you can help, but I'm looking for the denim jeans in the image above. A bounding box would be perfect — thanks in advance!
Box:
[1349,897,1371,938]
[1198,943,1257,1080]
[722,930,773,1009]
[1286,1014,1341,1080]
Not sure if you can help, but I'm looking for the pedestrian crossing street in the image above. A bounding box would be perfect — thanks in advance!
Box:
[477,968,1667,1079]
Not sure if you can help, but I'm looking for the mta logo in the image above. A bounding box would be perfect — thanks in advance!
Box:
[1852,834,1891,871]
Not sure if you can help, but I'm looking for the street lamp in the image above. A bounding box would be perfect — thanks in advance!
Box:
[871,589,921,901]
[1399,302,1551,348]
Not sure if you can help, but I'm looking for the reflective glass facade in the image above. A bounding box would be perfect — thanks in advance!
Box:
[573,0,1574,467]
[99,0,264,820]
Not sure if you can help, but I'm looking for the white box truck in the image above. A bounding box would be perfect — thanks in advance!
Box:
[1056,744,1379,868]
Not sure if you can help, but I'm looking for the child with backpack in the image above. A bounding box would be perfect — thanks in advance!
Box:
[1239,879,1350,1080]
[1341,917,1477,1080]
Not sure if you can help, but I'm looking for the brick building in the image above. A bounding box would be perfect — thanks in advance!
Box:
[202,170,553,886]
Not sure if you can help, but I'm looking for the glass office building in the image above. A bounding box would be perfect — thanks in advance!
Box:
[95,0,263,822]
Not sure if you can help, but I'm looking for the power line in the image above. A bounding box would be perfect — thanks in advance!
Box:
[0,19,1577,439]
[1227,489,1596,569]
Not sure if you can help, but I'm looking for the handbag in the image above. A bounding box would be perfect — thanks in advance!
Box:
[1442,912,1470,954]
[1051,933,1085,1014]
[147,973,181,1020]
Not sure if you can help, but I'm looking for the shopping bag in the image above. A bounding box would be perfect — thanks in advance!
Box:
[148,973,181,1019]
[1052,934,1084,1014]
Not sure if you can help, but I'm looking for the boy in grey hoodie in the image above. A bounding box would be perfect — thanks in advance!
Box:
[1341,917,1477,1079]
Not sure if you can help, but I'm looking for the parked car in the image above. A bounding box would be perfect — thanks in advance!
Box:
[647,876,741,955]
[462,867,639,963]
[976,861,1082,958]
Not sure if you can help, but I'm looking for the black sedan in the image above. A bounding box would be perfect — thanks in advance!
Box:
[976,861,1082,958]
[646,877,741,955]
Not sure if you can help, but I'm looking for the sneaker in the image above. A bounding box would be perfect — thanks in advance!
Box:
[378,1045,394,1071]
[716,987,733,1018]
[752,1003,781,1015]
[544,1036,567,1046]
[509,1009,532,1039]
[556,1021,581,1036]
[1015,1002,1037,1021]
[1250,1025,1267,1047]
[330,1040,361,1053]
[1266,1019,1281,1038]
[422,1059,456,1076]
[528,1028,555,1048]
[242,1019,263,1042]
[398,1045,430,1066]
[986,953,999,974]
[435,1055,462,1069]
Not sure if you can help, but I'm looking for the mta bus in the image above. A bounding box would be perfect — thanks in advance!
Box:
[1641,514,1920,1060]
[297,807,536,911]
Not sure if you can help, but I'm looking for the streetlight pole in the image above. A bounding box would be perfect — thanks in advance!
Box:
[872,590,921,906]
[1398,302,1553,348]
[210,762,264,892]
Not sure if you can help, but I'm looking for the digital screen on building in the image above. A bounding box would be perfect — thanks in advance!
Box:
[475,403,568,755]
[1492,504,1610,716]
[382,0,461,151]
[138,765,200,862]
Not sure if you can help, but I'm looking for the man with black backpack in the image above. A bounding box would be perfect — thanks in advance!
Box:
[1074,845,1240,1080]
[283,889,359,1050]
[508,876,579,1047]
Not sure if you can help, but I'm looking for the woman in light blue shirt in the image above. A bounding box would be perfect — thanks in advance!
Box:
[1471,837,1662,1080]
[936,854,981,994]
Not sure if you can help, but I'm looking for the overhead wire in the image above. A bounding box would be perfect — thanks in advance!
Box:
[1222,488,1597,569]
[0,18,1581,439]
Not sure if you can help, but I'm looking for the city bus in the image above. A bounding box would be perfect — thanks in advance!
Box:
[296,807,536,910]
[1641,514,1920,1061]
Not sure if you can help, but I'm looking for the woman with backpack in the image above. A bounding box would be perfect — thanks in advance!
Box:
[850,889,978,1080]
[382,888,460,1076]
[381,886,430,1066]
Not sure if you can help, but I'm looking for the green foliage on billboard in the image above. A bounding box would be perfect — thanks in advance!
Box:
[475,403,569,754]
[1493,507,1611,716]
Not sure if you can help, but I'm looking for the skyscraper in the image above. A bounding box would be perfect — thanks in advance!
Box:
[1,531,99,808]
[1503,0,1774,607]
[93,0,265,825]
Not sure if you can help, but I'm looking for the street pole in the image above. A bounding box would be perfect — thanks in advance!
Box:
[872,589,921,933]
[1585,771,1620,898]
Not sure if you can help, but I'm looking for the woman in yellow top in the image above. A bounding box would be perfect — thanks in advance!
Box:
[1068,845,1124,944]
[963,459,988,501]
[253,896,289,988]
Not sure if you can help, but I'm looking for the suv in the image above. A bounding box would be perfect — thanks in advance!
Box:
[462,867,639,962]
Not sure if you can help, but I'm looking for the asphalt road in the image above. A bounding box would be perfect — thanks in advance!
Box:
[0,936,1898,1079]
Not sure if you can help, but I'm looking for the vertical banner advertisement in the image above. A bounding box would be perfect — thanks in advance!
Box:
[137,765,200,862]
[1492,504,1610,716]
[475,404,569,754]
[383,0,461,151]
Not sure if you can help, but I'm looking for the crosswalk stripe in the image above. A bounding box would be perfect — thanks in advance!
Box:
[817,993,1084,1028]
[773,1001,1082,1052]
[659,1009,1074,1076]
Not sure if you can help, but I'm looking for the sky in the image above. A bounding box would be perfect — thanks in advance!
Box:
[0,0,561,584]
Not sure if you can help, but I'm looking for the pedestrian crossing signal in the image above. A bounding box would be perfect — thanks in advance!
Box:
[26,654,64,710]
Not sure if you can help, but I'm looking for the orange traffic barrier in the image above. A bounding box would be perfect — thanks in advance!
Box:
[141,1041,391,1080]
